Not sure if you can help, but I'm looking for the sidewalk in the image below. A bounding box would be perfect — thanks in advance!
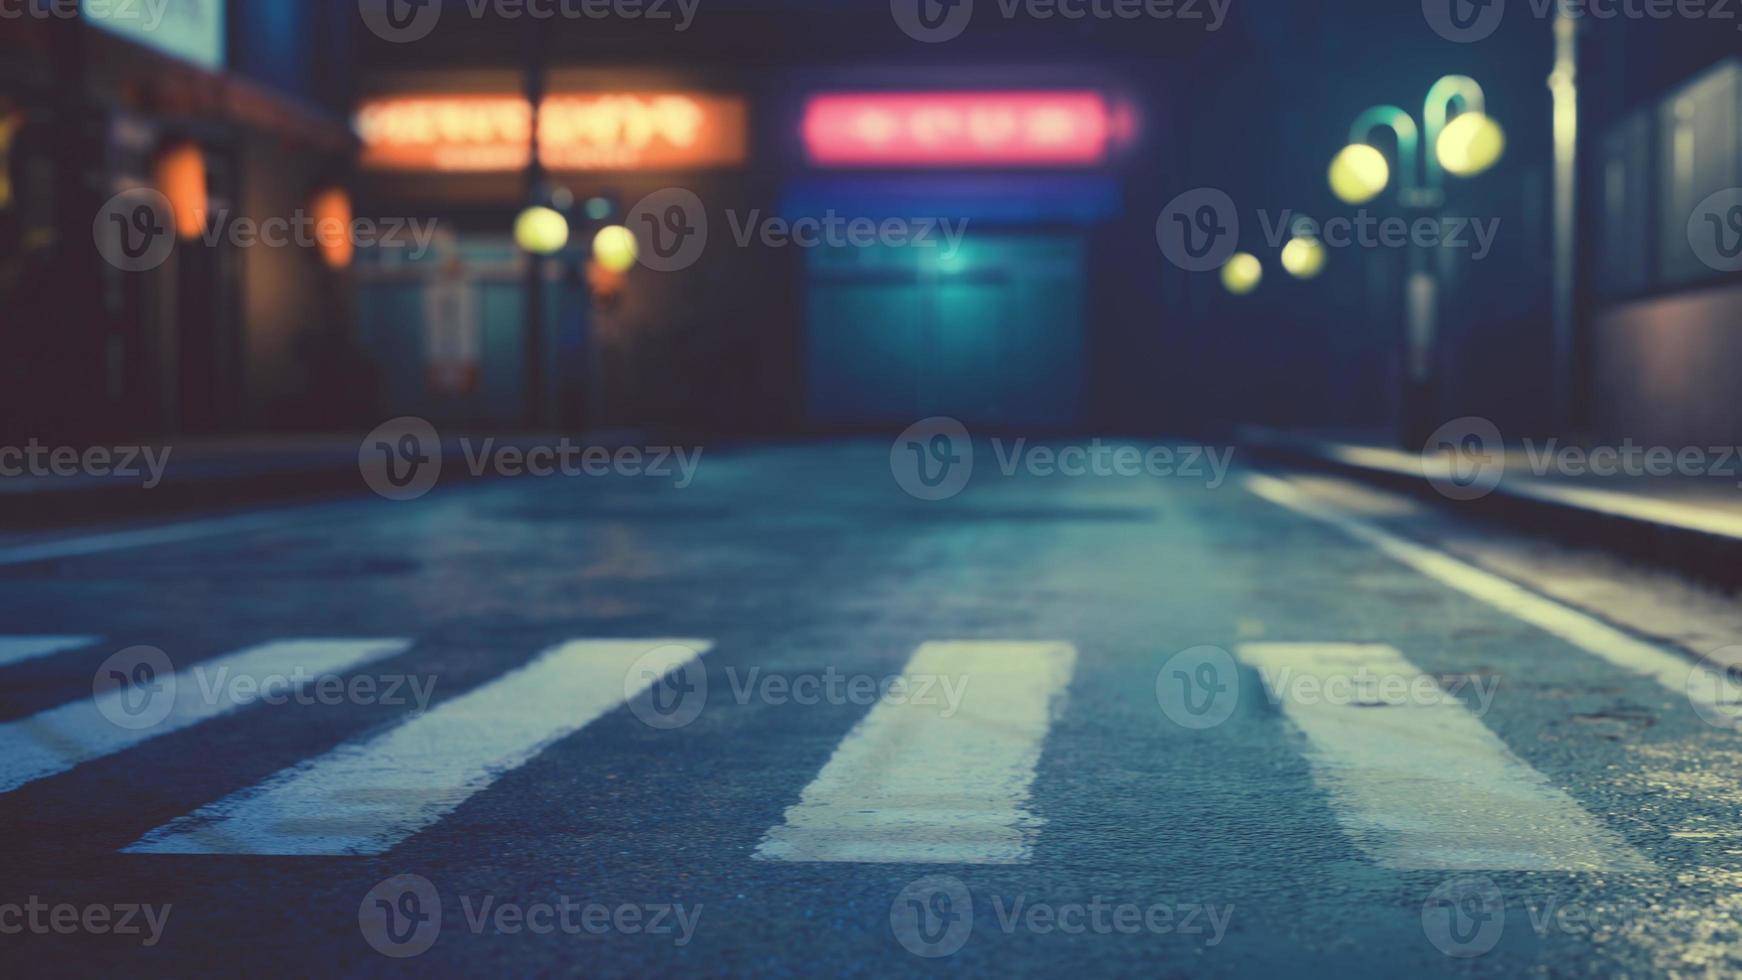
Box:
[0,431,647,529]
[1236,426,1742,590]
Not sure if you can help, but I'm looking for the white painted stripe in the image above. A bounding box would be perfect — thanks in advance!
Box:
[1245,473,1729,709]
[1238,642,1652,871]
[0,496,403,568]
[126,638,712,856]
[0,636,99,668]
[754,641,1077,865]
[0,639,412,794]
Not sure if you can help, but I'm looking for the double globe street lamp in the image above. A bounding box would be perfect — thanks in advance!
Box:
[1325,75,1505,446]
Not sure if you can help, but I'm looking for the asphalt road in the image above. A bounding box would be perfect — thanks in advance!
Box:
[3,440,1740,977]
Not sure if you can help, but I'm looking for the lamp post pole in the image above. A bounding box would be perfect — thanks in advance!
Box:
[1340,76,1493,448]
[521,21,549,431]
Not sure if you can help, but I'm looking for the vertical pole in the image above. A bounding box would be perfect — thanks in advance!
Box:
[522,22,548,431]
[1548,7,1581,434]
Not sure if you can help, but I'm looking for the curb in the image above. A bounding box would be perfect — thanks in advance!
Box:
[1235,427,1742,593]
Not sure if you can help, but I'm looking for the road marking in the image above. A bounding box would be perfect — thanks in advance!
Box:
[1238,642,1652,871]
[754,641,1077,865]
[0,636,99,669]
[1245,473,1729,708]
[0,494,416,568]
[125,639,712,856]
[0,639,412,795]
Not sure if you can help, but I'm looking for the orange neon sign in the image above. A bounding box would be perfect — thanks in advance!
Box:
[354,93,748,173]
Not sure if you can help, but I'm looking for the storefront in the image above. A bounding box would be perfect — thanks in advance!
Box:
[1,0,359,441]
[350,64,1151,434]
[350,74,760,430]
[789,88,1131,429]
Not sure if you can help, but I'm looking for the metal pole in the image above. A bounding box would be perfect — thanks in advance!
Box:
[522,21,549,431]
[1548,8,1581,433]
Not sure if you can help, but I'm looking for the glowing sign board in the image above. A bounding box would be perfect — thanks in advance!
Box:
[803,91,1113,167]
[355,93,748,173]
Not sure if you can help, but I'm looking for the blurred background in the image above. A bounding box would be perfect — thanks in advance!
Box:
[0,0,1737,450]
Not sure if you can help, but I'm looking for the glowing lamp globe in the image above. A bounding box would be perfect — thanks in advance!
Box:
[1280,236,1327,280]
[1437,112,1506,178]
[514,206,570,255]
[1221,253,1263,296]
[592,225,639,273]
[1329,144,1391,205]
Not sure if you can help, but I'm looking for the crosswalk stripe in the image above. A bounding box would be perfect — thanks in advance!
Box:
[1237,642,1653,872]
[1245,473,1730,708]
[0,636,100,669]
[754,641,1078,865]
[0,639,412,795]
[125,638,712,856]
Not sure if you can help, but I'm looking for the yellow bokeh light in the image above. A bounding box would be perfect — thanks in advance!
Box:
[1437,112,1506,178]
[1280,236,1327,279]
[1221,252,1262,295]
[1329,143,1391,205]
[514,206,570,255]
[592,224,639,273]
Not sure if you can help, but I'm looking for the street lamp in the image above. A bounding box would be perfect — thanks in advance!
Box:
[1281,235,1327,280]
[1328,75,1505,448]
[591,225,638,273]
[1221,252,1263,295]
[514,205,570,256]
[1331,76,1505,207]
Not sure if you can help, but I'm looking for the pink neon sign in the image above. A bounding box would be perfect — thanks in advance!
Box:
[803,91,1114,167]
